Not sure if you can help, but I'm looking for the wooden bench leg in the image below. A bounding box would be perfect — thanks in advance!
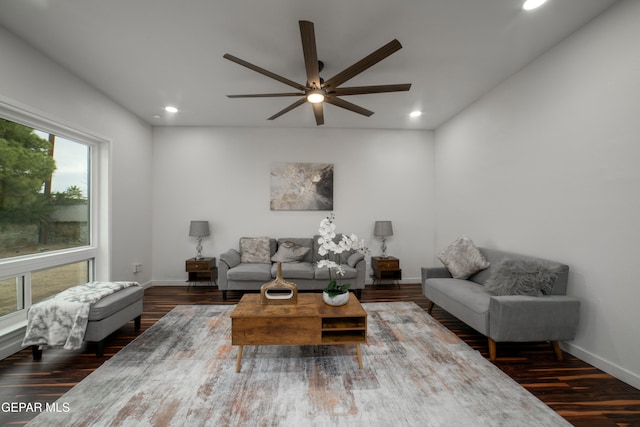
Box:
[31,345,42,361]
[488,338,497,361]
[551,341,563,360]
[426,301,435,314]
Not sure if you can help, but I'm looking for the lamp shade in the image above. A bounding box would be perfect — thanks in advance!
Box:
[189,220,210,237]
[374,221,393,237]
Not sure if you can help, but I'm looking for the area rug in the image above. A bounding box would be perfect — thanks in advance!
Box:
[27,302,570,426]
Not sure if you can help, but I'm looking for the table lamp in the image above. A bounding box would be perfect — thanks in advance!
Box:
[374,221,393,258]
[189,220,210,260]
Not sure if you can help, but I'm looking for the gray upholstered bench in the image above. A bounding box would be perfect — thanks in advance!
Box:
[31,285,144,359]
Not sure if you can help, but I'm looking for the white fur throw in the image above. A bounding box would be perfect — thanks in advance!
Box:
[22,281,140,350]
[485,259,557,296]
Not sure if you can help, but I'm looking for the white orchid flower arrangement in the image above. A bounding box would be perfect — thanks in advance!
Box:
[317,213,367,297]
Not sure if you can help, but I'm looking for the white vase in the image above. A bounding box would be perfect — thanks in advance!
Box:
[322,291,350,306]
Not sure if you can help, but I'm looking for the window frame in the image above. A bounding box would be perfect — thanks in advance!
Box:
[0,97,110,332]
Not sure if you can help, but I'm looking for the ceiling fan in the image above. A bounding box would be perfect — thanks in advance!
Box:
[223,20,412,126]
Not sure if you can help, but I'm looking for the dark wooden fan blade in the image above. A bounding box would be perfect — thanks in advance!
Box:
[322,39,403,90]
[324,97,374,117]
[223,53,306,91]
[227,92,304,98]
[332,83,411,96]
[312,102,324,126]
[267,98,307,120]
[299,21,321,88]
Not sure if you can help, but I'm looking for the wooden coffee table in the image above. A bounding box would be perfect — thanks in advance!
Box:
[230,292,367,372]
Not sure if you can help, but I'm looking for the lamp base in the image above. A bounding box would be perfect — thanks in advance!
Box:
[380,238,388,258]
[195,237,203,260]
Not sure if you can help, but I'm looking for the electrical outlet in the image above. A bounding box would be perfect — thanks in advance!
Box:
[133,263,142,273]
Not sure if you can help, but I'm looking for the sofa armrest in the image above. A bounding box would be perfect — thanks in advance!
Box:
[219,249,241,269]
[218,249,241,290]
[488,295,580,342]
[351,254,366,289]
[421,267,452,284]
[347,252,364,267]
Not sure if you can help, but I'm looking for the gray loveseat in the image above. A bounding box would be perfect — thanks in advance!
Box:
[219,236,366,300]
[422,247,580,361]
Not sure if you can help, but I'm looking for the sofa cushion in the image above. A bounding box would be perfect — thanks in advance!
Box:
[438,236,490,279]
[314,264,358,280]
[240,237,271,263]
[485,259,557,296]
[227,263,272,281]
[424,278,491,335]
[88,286,144,321]
[271,262,315,279]
[272,239,312,263]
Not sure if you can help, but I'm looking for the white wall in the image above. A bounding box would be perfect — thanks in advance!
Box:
[151,126,435,284]
[0,25,154,284]
[434,0,640,389]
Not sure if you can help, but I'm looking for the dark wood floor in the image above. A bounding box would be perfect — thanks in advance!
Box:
[1,284,639,426]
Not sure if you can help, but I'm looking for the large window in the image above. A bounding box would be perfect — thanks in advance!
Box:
[0,118,90,258]
[0,109,102,330]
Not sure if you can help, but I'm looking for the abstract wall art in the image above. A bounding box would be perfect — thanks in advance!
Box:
[270,162,334,211]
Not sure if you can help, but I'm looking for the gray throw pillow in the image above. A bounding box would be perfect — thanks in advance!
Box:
[240,237,271,263]
[438,236,490,279]
[485,259,557,296]
[271,241,310,263]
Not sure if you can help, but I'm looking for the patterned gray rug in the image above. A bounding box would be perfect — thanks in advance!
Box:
[27,302,570,426]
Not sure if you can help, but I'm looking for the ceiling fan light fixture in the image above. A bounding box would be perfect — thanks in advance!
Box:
[306,90,325,104]
[523,0,548,11]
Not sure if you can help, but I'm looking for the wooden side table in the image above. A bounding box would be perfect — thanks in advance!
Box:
[371,256,402,286]
[186,257,217,289]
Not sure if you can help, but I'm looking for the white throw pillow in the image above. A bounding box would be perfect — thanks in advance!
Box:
[240,237,271,263]
[438,236,490,279]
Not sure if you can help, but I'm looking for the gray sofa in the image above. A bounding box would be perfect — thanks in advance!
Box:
[219,236,366,300]
[422,247,580,361]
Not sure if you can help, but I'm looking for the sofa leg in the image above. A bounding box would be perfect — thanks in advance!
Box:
[222,290,227,301]
[426,301,434,314]
[355,289,362,300]
[31,345,42,361]
[134,315,141,331]
[551,341,563,361]
[96,340,105,358]
[488,338,497,361]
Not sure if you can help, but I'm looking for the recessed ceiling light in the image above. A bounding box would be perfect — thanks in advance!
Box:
[523,0,548,11]
[152,114,161,120]
[410,111,422,118]
[164,106,178,113]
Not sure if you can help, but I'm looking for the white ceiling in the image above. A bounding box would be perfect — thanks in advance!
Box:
[0,0,617,130]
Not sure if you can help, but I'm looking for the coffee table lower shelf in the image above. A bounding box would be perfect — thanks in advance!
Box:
[230,293,367,373]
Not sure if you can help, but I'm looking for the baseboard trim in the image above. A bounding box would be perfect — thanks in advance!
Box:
[0,326,27,361]
[562,342,640,390]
